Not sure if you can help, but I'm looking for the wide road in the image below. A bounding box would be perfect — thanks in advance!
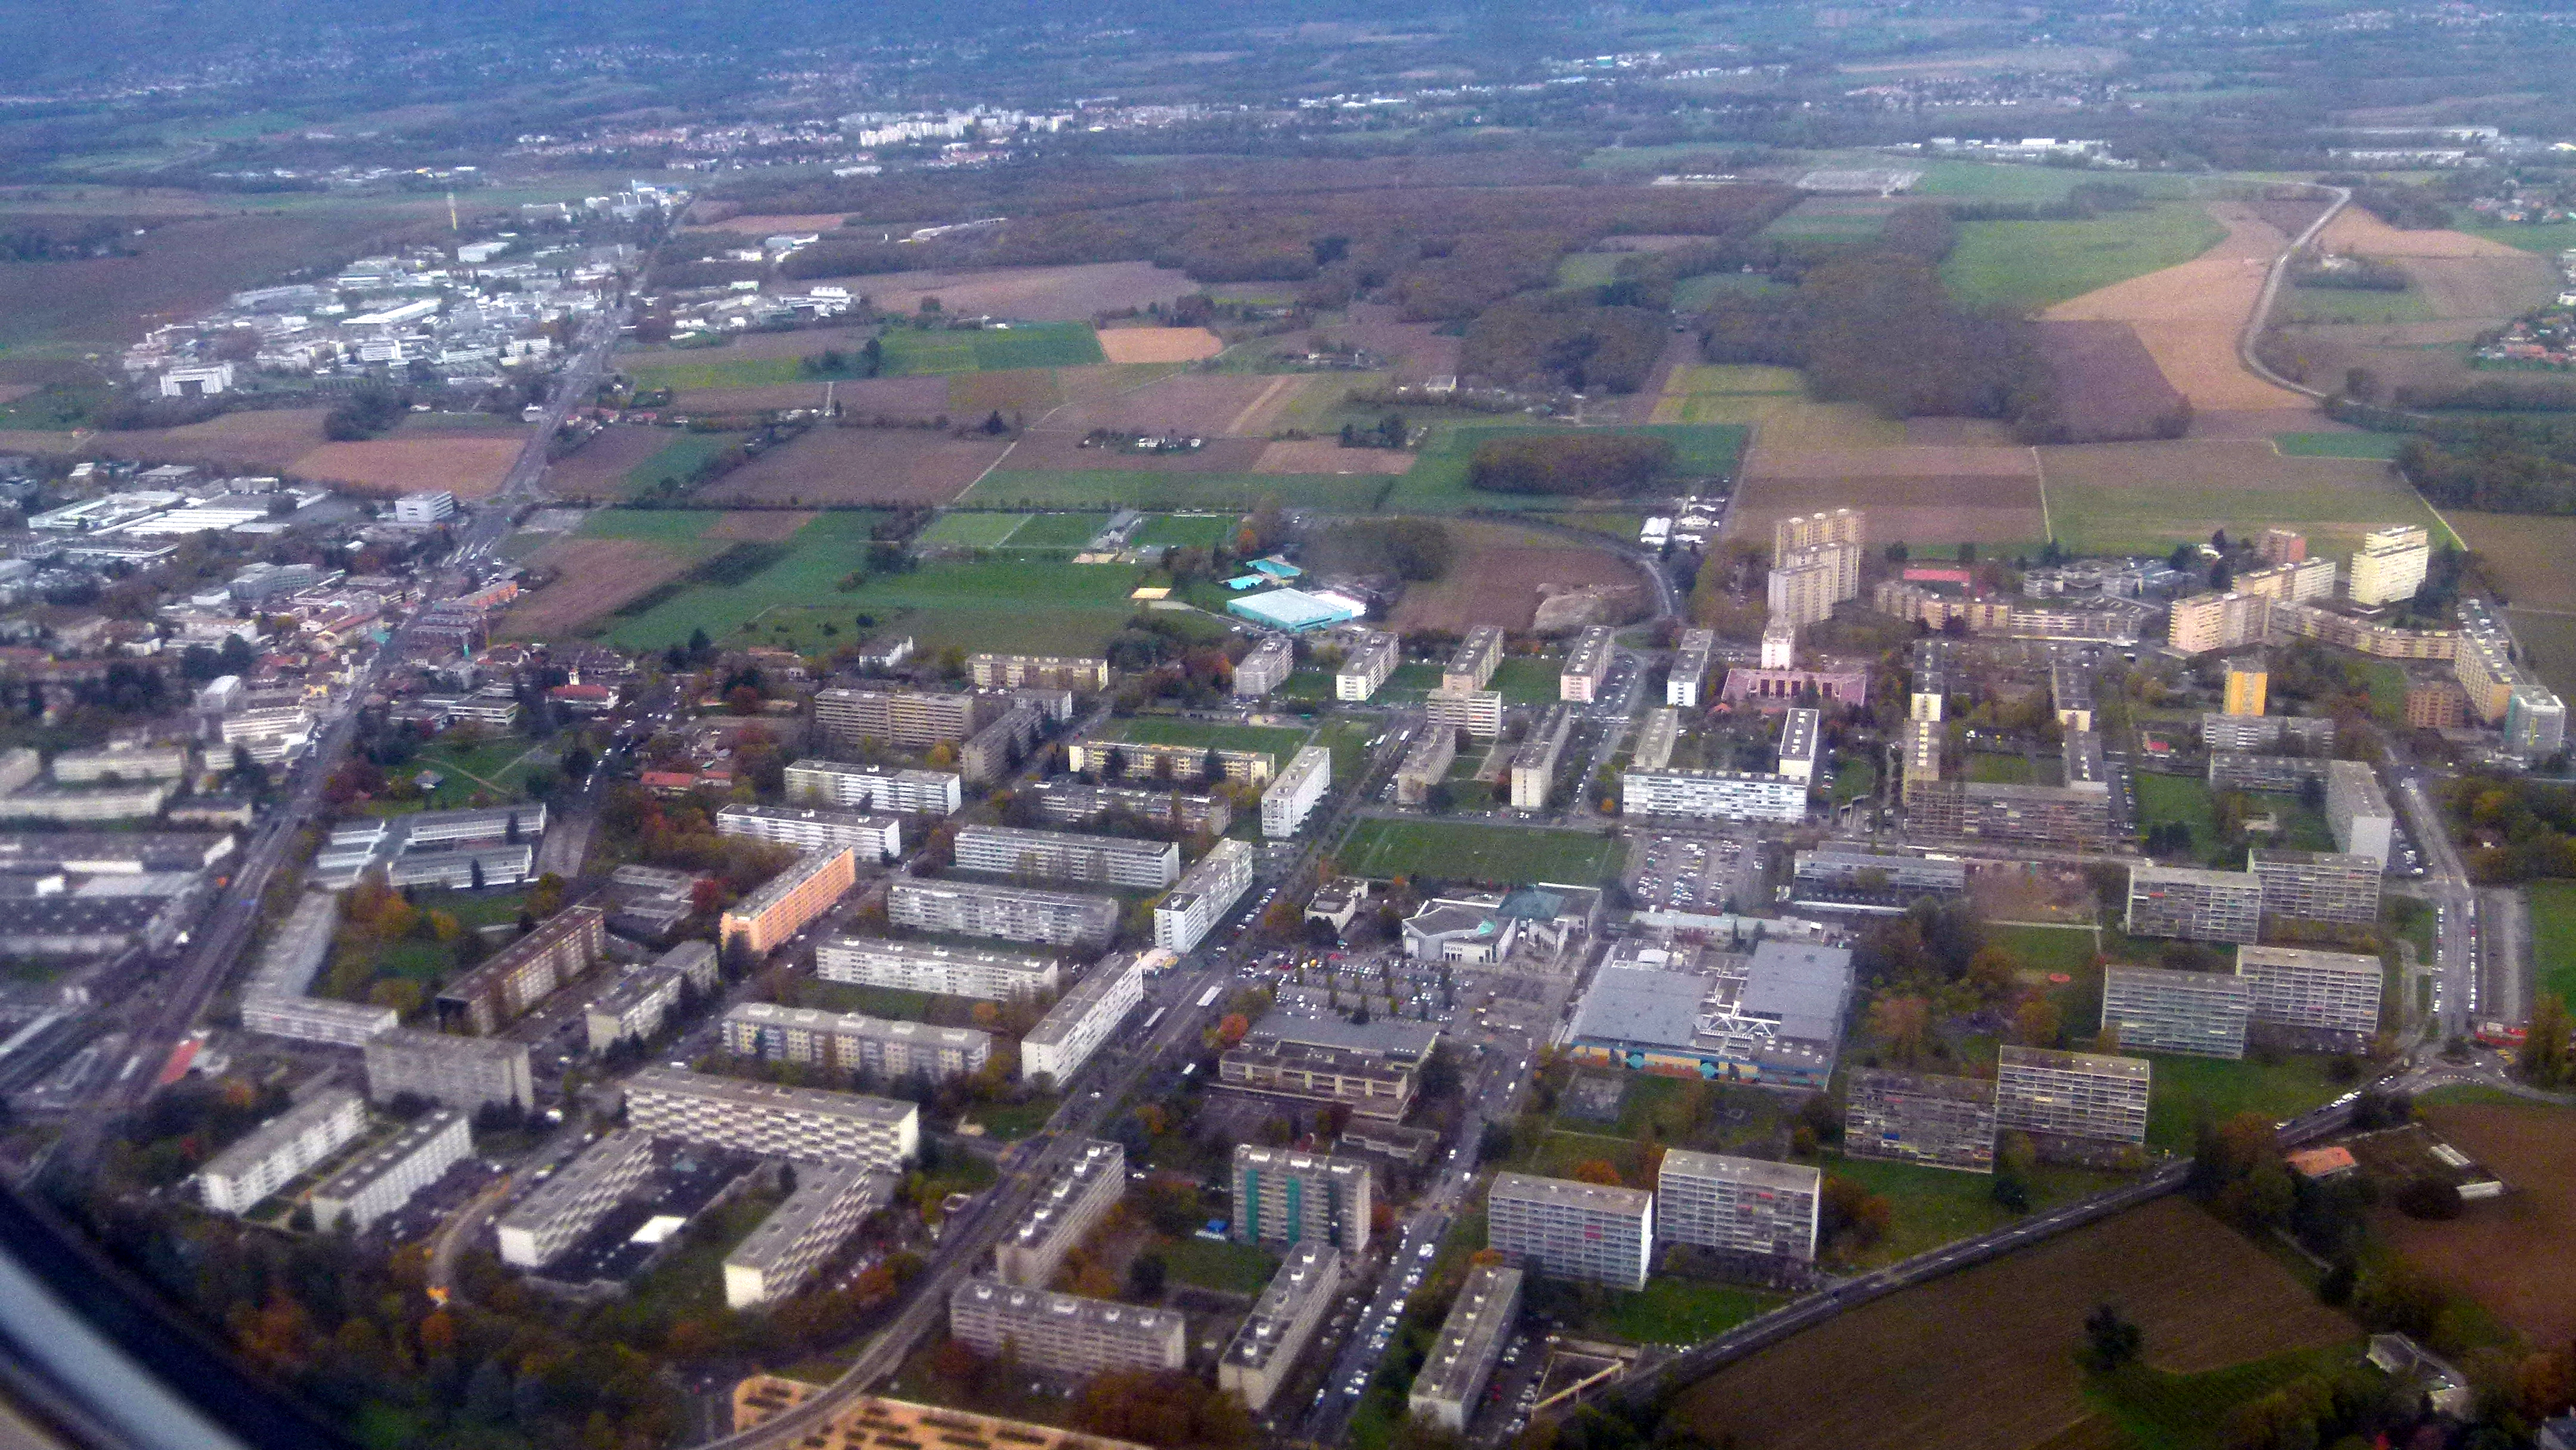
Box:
[2389,763,2486,1039]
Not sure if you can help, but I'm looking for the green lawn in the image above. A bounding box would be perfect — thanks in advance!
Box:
[962,469,1398,512]
[2453,217,2576,256]
[2141,1052,2343,1150]
[2137,773,2222,857]
[1132,513,1243,548]
[1092,717,1312,757]
[1157,1236,1278,1296]
[1599,1277,1781,1347]
[1489,656,1562,705]
[880,322,1104,376]
[1673,274,1790,311]
[1337,819,1618,885]
[1967,752,2037,785]
[917,512,1030,547]
[967,1095,1062,1142]
[2081,1346,2357,1450]
[624,1190,787,1322]
[1004,512,1114,549]
[2272,431,2407,460]
[1386,422,1748,515]
[1819,1151,2135,1268]
[2532,879,2576,1005]
[1315,717,1379,785]
[1942,203,2231,314]
[1556,252,1625,288]
[1989,924,2103,975]
[575,506,740,547]
[407,736,552,808]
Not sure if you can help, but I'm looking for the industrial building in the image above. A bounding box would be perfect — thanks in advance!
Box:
[1509,706,1573,810]
[199,1088,370,1214]
[723,1163,891,1309]
[1560,627,1614,702]
[2326,760,2395,866]
[783,760,962,816]
[1564,941,1854,1089]
[363,1028,534,1112]
[947,1280,1187,1378]
[722,848,859,956]
[816,935,1063,1001]
[1019,953,1145,1089]
[996,1140,1125,1288]
[1261,747,1332,838]
[623,1067,919,1170]
[2102,965,2253,1058]
[1220,1243,1344,1412]
[1993,1046,2149,1145]
[1337,631,1398,701]
[1407,1264,1522,1433]
[886,878,1119,950]
[1394,725,1457,805]
[716,804,902,860]
[953,825,1179,890]
[1487,1172,1653,1291]
[722,1002,995,1082]
[1620,767,1808,823]
[1844,1069,1998,1173]
[1656,1149,1820,1261]
[1668,628,1716,707]
[2125,863,2264,944]
[2249,848,2383,927]
[2237,945,2384,1039]
[310,1109,471,1233]
[1232,1145,1374,1255]
[496,1130,656,1268]
[1153,838,1256,953]
[434,904,605,1035]
[1234,634,1296,698]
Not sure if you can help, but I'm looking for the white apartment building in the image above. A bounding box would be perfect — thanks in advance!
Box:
[722,1001,993,1082]
[199,1088,369,1215]
[2103,965,2253,1059]
[723,1162,891,1309]
[716,804,902,860]
[1408,1265,1522,1432]
[996,1139,1126,1288]
[948,1280,1186,1378]
[1234,634,1295,698]
[886,878,1120,950]
[1443,626,1504,692]
[1424,687,1504,739]
[583,965,683,1055]
[1776,707,1822,786]
[392,490,457,523]
[497,1130,656,1268]
[241,995,400,1047]
[1153,838,1256,953]
[310,1109,471,1233]
[2346,525,2429,607]
[1337,631,1397,701]
[815,936,1062,1001]
[1261,746,1331,838]
[1020,953,1146,1089]
[1233,1144,1374,1254]
[1655,1149,1820,1261]
[222,706,316,764]
[1621,767,1807,823]
[623,1067,919,1170]
[1220,1243,1344,1412]
[363,1028,534,1112]
[1560,627,1614,702]
[1993,1045,2150,1145]
[2326,760,2394,866]
[1486,1171,1652,1291]
[782,760,962,815]
[2237,945,2384,1039]
[953,825,1179,890]
[1669,628,1716,707]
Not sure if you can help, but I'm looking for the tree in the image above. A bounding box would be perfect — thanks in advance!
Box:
[1866,993,1932,1066]
[2523,992,2571,1088]
[2012,992,2063,1048]
[1126,1253,1168,1300]
[1569,1158,1624,1186]
[2082,1303,2142,1372]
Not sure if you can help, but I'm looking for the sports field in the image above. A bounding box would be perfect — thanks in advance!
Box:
[1090,717,1312,758]
[962,469,1397,512]
[1132,513,1242,548]
[2534,880,2576,1005]
[1944,202,2231,314]
[1336,819,1618,885]
[1385,423,1749,512]
[915,512,1030,547]
[1005,512,1114,548]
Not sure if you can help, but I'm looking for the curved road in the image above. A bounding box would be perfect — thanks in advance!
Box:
[2235,182,2354,401]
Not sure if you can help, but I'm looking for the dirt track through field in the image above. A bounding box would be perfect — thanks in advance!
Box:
[2044,203,2311,412]
[1226,375,1299,436]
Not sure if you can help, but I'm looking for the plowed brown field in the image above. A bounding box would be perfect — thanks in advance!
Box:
[1390,520,1646,632]
[500,537,698,639]
[1097,327,1222,363]
[91,408,333,472]
[702,427,1011,506]
[1730,447,2045,547]
[292,435,525,498]
[2376,1100,2576,1344]
[2044,202,2309,411]
[843,261,1197,321]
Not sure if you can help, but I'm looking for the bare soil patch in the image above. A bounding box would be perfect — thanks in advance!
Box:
[500,538,697,639]
[2247,196,2331,241]
[2375,1101,2576,1345]
[2317,209,2531,259]
[1389,520,1647,632]
[1096,327,1222,364]
[948,369,1064,417]
[622,324,876,368]
[546,425,678,497]
[1728,463,2045,549]
[707,510,818,541]
[89,407,333,472]
[2033,320,2191,442]
[702,426,1011,506]
[1252,439,1414,474]
[2046,203,2309,411]
[1675,1197,2354,1450]
[291,435,525,498]
[838,261,1196,322]
[1289,302,1463,383]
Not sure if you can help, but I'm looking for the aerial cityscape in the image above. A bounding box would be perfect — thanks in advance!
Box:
[1,2,2575,1449]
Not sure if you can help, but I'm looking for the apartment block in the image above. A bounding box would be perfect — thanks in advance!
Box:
[1153,838,1256,953]
[2167,591,2269,655]
[1065,738,1278,786]
[2250,848,2382,927]
[2201,714,2335,753]
[1633,707,1680,772]
[241,995,399,1047]
[2237,945,2384,1039]
[496,1130,655,1268]
[1337,631,1398,701]
[2209,752,2329,793]
[1668,628,1716,707]
[2267,600,2454,661]
[2407,678,2470,730]
[1767,546,1849,629]
[1900,718,1944,801]
[1026,780,1231,836]
[1774,510,1865,594]
[1234,634,1296,699]
[1443,625,1504,693]
[1844,1069,1997,1173]
[1656,1148,1820,1261]
[722,1001,994,1082]
[1233,1144,1374,1255]
[1993,1045,2149,1145]
[783,760,961,816]
[717,804,902,860]
[2125,863,2264,944]
[1560,627,1615,702]
[1423,687,1504,739]
[2102,965,2252,1058]
[1486,1171,1653,1291]
[363,1028,534,1112]
[52,742,192,783]
[584,966,683,1054]
[623,1066,919,1170]
[1262,746,1332,838]
[1221,1242,1343,1412]
[997,1139,1125,1288]
[948,1279,1186,1378]
[1020,953,1146,1089]
[1394,725,1457,806]
[722,848,859,957]
[2235,557,2335,605]
[723,1161,891,1309]
[888,877,1119,950]
[1621,767,1807,823]
[1218,1039,1416,1121]
[812,687,987,751]
[955,825,1179,890]
[199,1088,369,1214]
[311,1108,471,1233]
[1407,1264,1522,1433]
[1776,707,1822,785]
[2347,525,2429,607]
[1760,620,1797,669]
[1509,706,1573,810]
[2224,658,2268,717]
[2259,528,2308,565]
[2506,679,2568,761]
[816,935,1062,1000]
[434,904,605,1035]
[2325,760,2395,866]
[959,704,1044,788]
[967,654,1109,692]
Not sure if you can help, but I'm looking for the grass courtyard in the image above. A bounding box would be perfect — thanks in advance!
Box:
[2532,879,2576,1006]
[1336,819,1618,885]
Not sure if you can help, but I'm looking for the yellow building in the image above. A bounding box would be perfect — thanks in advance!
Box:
[2346,525,2429,608]
[2223,658,2268,717]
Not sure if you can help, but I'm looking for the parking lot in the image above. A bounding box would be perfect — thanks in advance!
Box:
[1627,832,1766,914]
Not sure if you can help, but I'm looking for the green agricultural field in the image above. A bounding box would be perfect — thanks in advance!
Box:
[2453,218,2576,256]
[1913,159,2199,204]
[962,469,1397,512]
[1092,717,1311,758]
[1132,513,1243,548]
[1003,512,1114,548]
[1758,196,1905,242]
[915,512,1030,547]
[1942,202,2230,314]
[2044,470,2451,559]
[2533,880,2576,1005]
[883,321,1104,374]
[1556,253,1625,289]
[2142,1053,2344,1150]
[1387,423,1749,513]
[624,432,748,497]
[1337,819,1618,885]
[1673,273,1790,311]
[2082,1346,2355,1450]
[2273,432,2407,460]
[2276,285,2435,326]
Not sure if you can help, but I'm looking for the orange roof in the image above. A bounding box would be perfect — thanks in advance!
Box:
[2286,1146,2356,1178]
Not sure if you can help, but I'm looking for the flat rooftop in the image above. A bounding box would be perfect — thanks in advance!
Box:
[1659,1147,1821,1195]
